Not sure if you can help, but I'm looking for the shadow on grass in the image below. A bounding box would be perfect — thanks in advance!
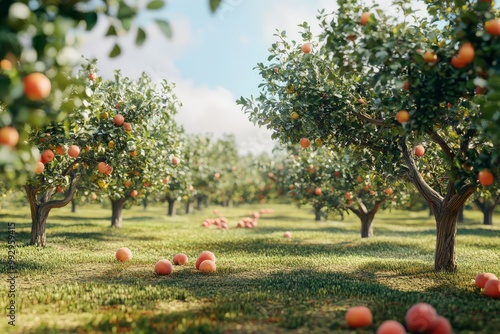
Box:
[71,267,499,334]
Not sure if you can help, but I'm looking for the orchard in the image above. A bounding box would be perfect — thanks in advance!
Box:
[0,1,499,333]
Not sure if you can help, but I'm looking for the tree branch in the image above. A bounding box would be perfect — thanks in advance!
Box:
[40,174,81,211]
[400,135,443,213]
[352,111,394,128]
[426,129,454,161]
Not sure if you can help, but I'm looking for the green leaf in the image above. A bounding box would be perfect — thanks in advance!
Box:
[105,24,117,36]
[135,27,147,46]
[118,1,134,20]
[155,19,172,39]
[209,0,222,13]
[147,0,165,10]
[109,43,121,58]
[84,12,98,31]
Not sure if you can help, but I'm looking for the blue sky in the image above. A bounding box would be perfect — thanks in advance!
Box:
[79,0,419,154]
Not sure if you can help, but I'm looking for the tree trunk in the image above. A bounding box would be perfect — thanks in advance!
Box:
[110,198,126,228]
[314,206,321,221]
[71,199,77,213]
[227,198,233,208]
[25,175,81,247]
[349,199,385,238]
[434,209,459,272]
[474,196,499,226]
[457,205,464,223]
[196,195,203,210]
[167,197,176,217]
[142,195,148,211]
[185,200,192,214]
[483,207,494,225]
[400,136,476,272]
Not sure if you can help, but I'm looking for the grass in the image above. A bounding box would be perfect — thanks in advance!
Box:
[0,203,499,333]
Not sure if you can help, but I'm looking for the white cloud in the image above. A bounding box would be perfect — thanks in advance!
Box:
[174,80,276,155]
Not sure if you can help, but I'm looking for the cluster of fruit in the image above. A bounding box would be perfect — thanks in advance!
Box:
[475,272,500,298]
[115,248,217,275]
[346,302,451,334]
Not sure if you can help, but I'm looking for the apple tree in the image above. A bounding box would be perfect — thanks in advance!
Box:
[238,0,498,271]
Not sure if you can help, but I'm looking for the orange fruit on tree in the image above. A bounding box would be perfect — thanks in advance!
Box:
[130,190,138,197]
[347,34,357,41]
[478,169,494,186]
[24,72,51,101]
[125,180,132,187]
[0,126,19,147]
[415,145,425,157]
[403,80,411,91]
[360,12,371,26]
[423,51,438,64]
[0,59,13,71]
[114,114,124,126]
[396,110,410,124]
[34,161,45,174]
[41,149,55,164]
[88,73,97,81]
[299,138,310,149]
[97,162,111,174]
[451,55,467,69]
[54,145,66,155]
[458,43,475,64]
[172,156,180,165]
[485,19,500,36]
[385,187,394,195]
[314,187,322,196]
[301,42,312,54]
[123,122,132,132]
[68,145,80,158]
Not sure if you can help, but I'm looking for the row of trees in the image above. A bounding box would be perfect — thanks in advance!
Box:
[239,0,500,272]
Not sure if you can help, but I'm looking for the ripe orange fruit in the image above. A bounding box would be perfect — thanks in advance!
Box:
[195,251,216,270]
[172,156,180,165]
[458,43,475,63]
[314,187,322,196]
[155,259,173,275]
[88,73,97,81]
[0,59,13,71]
[451,55,467,69]
[41,149,55,164]
[347,34,357,41]
[478,169,494,186]
[34,161,45,174]
[123,122,132,132]
[377,320,406,334]
[173,253,188,265]
[396,110,410,124]
[345,192,353,200]
[345,306,372,328]
[125,180,132,187]
[360,12,371,26]
[428,316,452,334]
[301,42,312,54]
[415,145,425,157]
[485,19,500,36]
[385,187,393,195]
[423,51,438,64]
[130,190,138,197]
[299,138,310,149]
[484,279,500,298]
[199,260,216,273]
[67,145,80,158]
[114,114,124,126]
[405,303,438,334]
[24,73,51,101]
[403,80,411,91]
[475,272,498,288]
[115,247,132,262]
[54,145,65,155]
[0,126,20,147]
[97,162,111,174]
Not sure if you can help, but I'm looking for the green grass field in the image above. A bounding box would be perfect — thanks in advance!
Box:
[1,203,499,333]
